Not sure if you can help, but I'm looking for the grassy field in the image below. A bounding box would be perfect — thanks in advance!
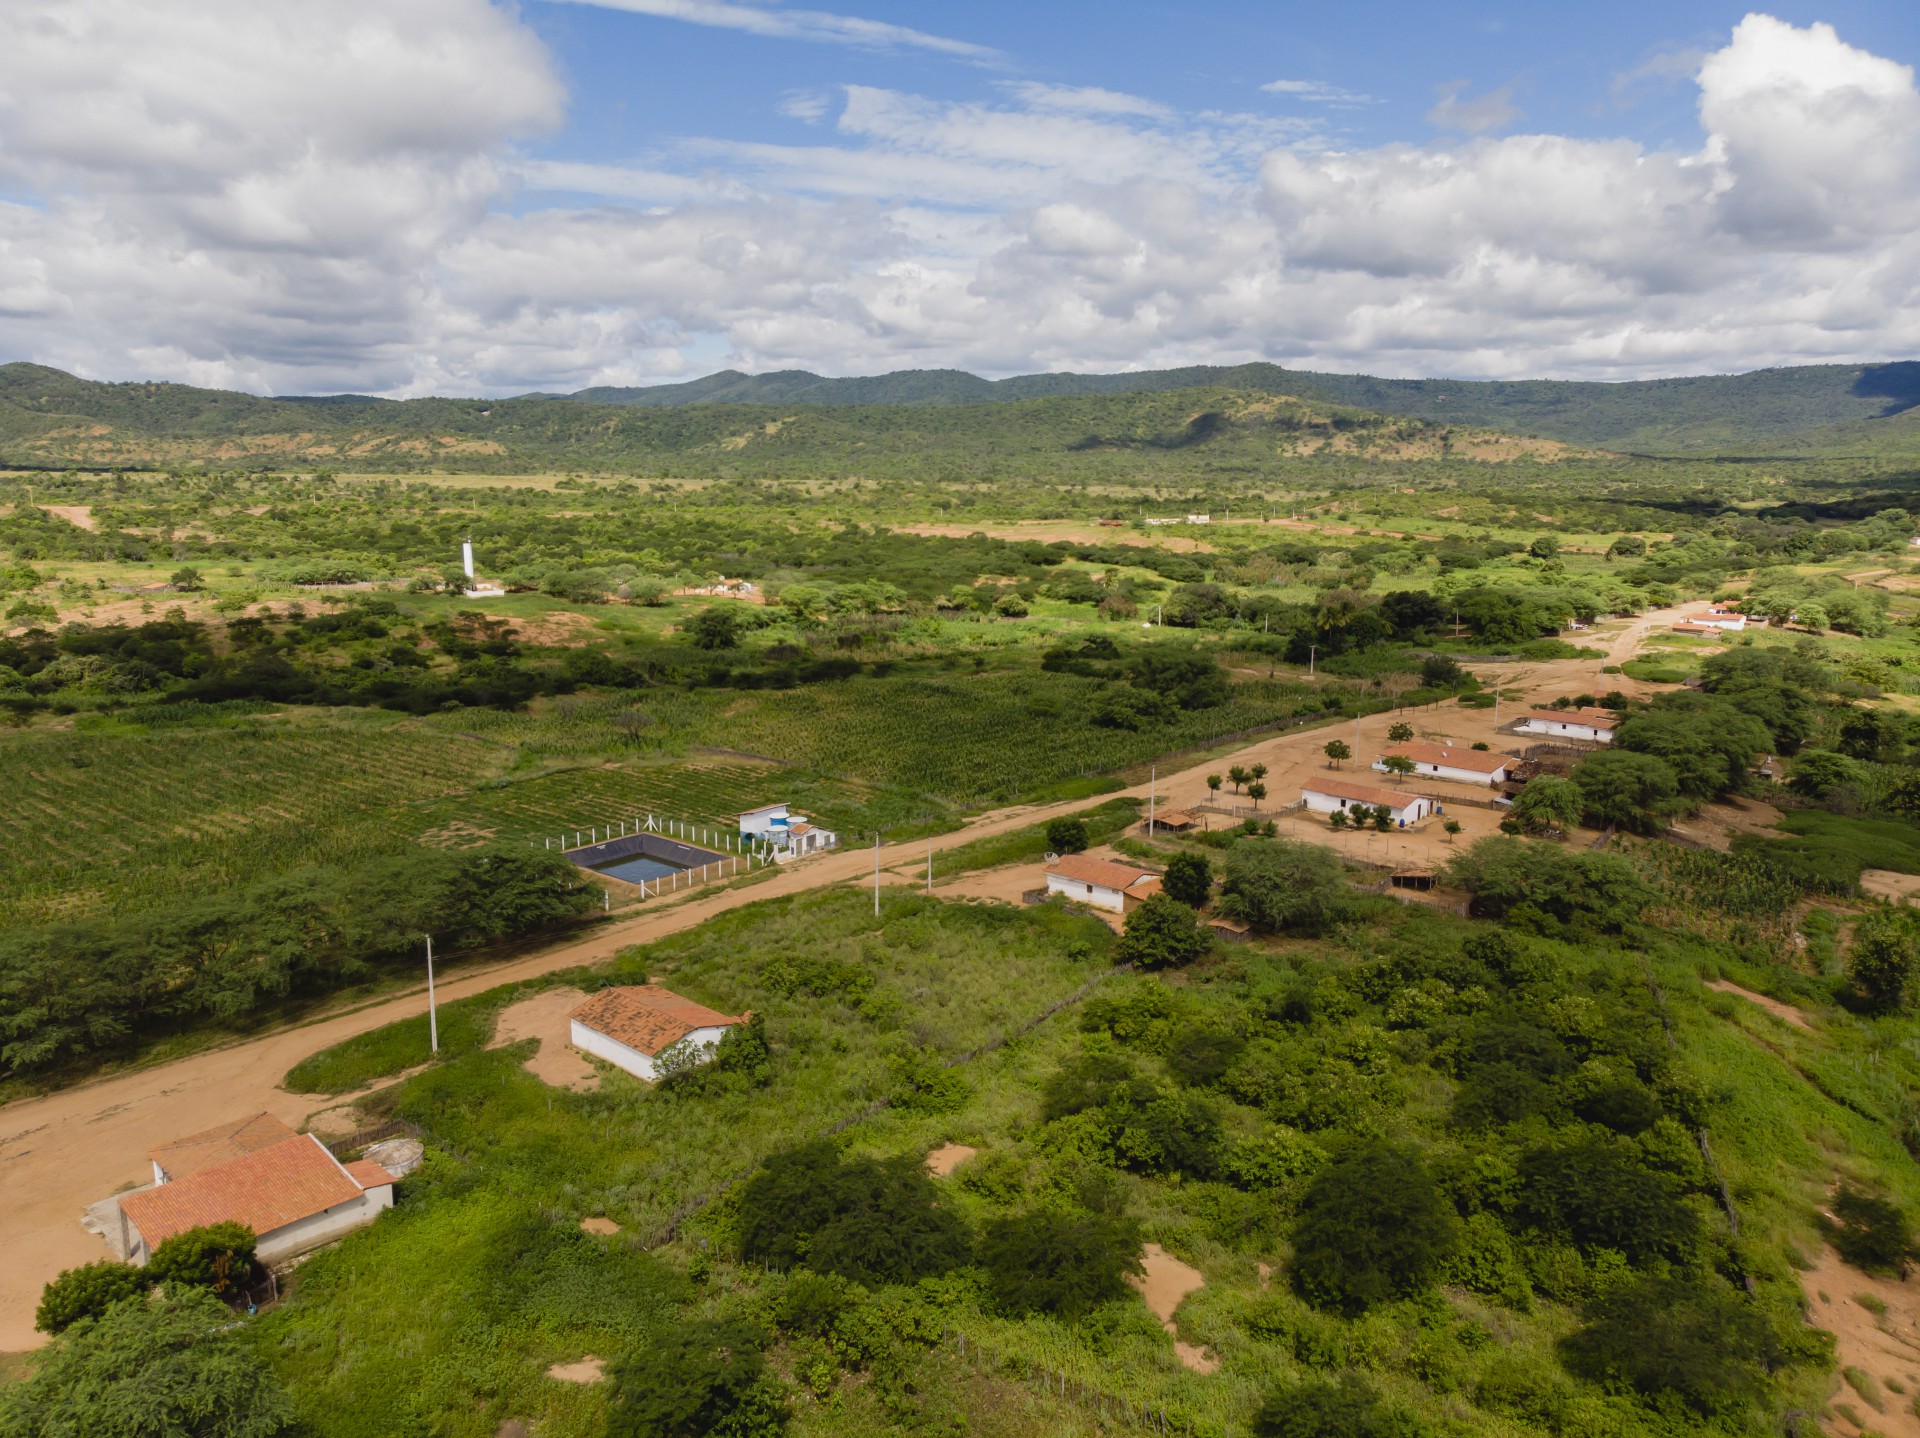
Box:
[242,875,1905,1438]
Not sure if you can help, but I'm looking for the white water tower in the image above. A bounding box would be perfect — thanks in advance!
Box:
[461,539,475,580]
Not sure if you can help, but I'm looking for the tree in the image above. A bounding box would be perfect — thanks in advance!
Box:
[735,1141,970,1285]
[1443,837,1653,932]
[980,1210,1143,1320]
[147,1222,255,1299]
[686,605,743,650]
[1380,755,1416,785]
[1796,603,1829,632]
[1247,781,1267,811]
[1291,1141,1458,1314]
[1829,1184,1916,1276]
[1369,805,1392,832]
[1529,535,1560,560]
[169,567,203,592]
[1508,776,1581,835]
[1045,818,1090,855]
[1206,773,1222,797]
[34,1261,146,1335]
[1786,748,1859,799]
[1516,1134,1698,1262]
[1847,907,1919,1015]
[0,1288,296,1438]
[1561,1274,1780,1414]
[993,593,1029,618]
[1219,838,1345,934]
[1228,765,1249,793]
[1386,722,1414,743]
[1442,819,1462,844]
[1613,697,1771,801]
[1162,852,1212,908]
[1838,708,1904,764]
[607,1319,788,1438]
[1250,763,1268,784]
[1329,809,1349,830]
[1570,749,1681,834]
[1323,740,1350,769]
[1606,534,1647,560]
[1253,1373,1430,1438]
[1116,893,1212,971]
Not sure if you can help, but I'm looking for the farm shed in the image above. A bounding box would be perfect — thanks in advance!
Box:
[1300,779,1435,826]
[1044,854,1162,913]
[569,986,748,1083]
[1514,708,1618,744]
[111,1121,394,1265]
[1374,742,1510,787]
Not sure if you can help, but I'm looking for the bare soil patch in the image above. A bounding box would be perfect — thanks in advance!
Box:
[1127,1243,1217,1374]
[546,1357,605,1384]
[488,987,598,1091]
[512,610,604,646]
[39,505,95,531]
[579,1217,621,1236]
[1802,1244,1920,1438]
[926,1143,977,1177]
[1705,980,1814,1031]
[1864,870,1920,906]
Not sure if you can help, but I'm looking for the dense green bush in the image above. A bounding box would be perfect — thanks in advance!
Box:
[1252,1371,1431,1437]
[1218,838,1346,934]
[147,1222,257,1299]
[0,1289,296,1438]
[1161,851,1212,907]
[1828,1184,1916,1275]
[979,1209,1144,1320]
[1515,1135,1698,1263]
[1115,893,1212,970]
[607,1319,787,1438]
[1561,1273,1781,1413]
[735,1141,970,1285]
[1846,907,1920,1014]
[1443,837,1653,932]
[1291,1141,1459,1313]
[33,1261,146,1335]
[1045,817,1090,854]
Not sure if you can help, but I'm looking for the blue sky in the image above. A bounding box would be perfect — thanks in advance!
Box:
[1,1,1918,393]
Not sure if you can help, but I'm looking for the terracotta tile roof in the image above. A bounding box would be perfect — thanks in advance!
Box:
[1128,877,1164,901]
[121,1135,364,1249]
[1303,778,1428,809]
[1521,707,1618,729]
[1378,742,1509,775]
[343,1159,395,1188]
[1148,809,1196,827]
[149,1113,298,1181]
[1671,622,1726,634]
[569,986,744,1058]
[1045,853,1160,892]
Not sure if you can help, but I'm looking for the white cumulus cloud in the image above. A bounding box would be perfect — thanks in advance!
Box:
[0,5,1917,394]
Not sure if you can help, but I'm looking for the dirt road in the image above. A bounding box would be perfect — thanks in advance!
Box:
[0,608,1685,1349]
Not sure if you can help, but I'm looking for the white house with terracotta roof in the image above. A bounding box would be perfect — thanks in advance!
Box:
[569,985,748,1083]
[1676,608,1747,632]
[1374,741,1510,787]
[738,802,837,861]
[1300,778,1436,826]
[1044,853,1162,913]
[107,1114,394,1266]
[1514,707,1619,744]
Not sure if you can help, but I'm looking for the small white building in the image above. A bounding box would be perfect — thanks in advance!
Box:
[1678,608,1747,631]
[1043,854,1162,913]
[569,986,748,1083]
[112,1117,394,1266]
[1515,707,1619,744]
[1374,741,1510,787]
[738,802,837,861]
[1301,778,1435,827]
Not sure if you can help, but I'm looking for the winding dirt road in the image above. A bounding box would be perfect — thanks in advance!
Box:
[0,608,1689,1349]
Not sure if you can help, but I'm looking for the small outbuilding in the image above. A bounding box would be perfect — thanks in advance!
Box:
[1374,741,1510,787]
[569,986,749,1083]
[1514,707,1618,744]
[1300,778,1436,826]
[1043,854,1162,913]
[738,802,837,860]
[111,1117,394,1266]
[1146,809,1197,834]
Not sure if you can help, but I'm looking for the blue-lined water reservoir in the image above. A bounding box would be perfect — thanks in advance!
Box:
[565,832,729,886]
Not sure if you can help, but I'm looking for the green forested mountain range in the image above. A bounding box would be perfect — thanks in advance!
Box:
[1,355,1917,470]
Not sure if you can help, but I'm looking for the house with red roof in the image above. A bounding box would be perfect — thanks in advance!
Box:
[106,1114,395,1265]
[569,985,749,1082]
[1373,741,1511,787]
[1300,778,1436,827]
[1514,707,1619,744]
[1043,853,1162,913]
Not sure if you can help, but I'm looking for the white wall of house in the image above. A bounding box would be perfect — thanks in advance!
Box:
[570,1019,729,1082]
[1517,718,1613,744]
[1375,758,1506,786]
[1045,873,1126,912]
[1301,790,1432,823]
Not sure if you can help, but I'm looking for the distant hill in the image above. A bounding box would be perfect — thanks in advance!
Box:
[569,360,1920,455]
[0,366,1583,474]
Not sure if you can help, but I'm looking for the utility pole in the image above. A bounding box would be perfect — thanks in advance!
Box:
[927,839,933,894]
[426,936,438,1054]
[1149,765,1156,832]
[1309,644,1316,678]
[874,835,881,917]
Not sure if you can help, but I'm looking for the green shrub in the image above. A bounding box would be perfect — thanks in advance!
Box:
[33,1261,147,1335]
[0,1288,296,1437]
[1291,1141,1459,1313]
[1252,1371,1431,1437]
[1045,817,1090,854]
[607,1319,787,1438]
[1162,852,1212,908]
[1218,838,1346,934]
[1561,1273,1781,1413]
[1829,1184,1916,1276]
[1115,893,1211,970]
[979,1209,1143,1320]
[146,1222,256,1299]
[735,1141,970,1285]
[1516,1135,1698,1263]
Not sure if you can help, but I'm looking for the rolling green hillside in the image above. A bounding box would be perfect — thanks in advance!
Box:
[573,359,1920,455]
